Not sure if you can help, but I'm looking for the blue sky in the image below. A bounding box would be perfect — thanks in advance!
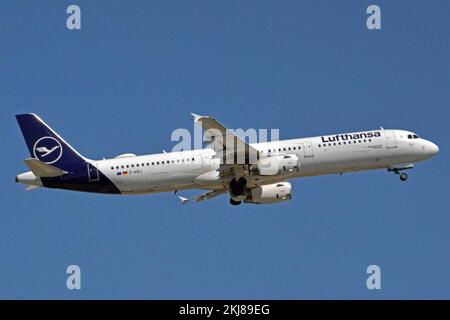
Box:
[0,0,449,299]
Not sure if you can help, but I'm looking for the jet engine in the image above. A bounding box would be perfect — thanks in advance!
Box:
[244,182,292,204]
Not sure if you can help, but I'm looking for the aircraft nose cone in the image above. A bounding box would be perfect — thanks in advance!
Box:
[430,142,439,155]
[424,141,439,157]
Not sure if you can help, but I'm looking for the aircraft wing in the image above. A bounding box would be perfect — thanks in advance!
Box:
[194,189,229,203]
[177,189,228,204]
[191,113,259,165]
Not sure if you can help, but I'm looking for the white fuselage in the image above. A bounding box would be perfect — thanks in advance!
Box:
[95,129,438,195]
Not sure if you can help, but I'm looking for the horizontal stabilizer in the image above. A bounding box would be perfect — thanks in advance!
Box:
[178,196,190,205]
[25,185,41,191]
[24,158,68,178]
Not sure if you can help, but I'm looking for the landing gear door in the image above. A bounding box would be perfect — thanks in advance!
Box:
[87,162,100,182]
[385,130,398,149]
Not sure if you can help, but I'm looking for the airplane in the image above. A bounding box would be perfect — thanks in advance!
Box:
[15,113,439,205]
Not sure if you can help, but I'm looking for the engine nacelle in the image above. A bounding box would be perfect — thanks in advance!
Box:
[244,182,292,204]
[252,155,299,176]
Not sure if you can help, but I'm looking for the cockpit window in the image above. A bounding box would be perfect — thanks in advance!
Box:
[408,134,419,139]
[413,134,419,139]
[407,134,413,139]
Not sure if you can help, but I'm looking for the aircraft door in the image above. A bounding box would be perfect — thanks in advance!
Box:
[303,141,314,157]
[385,130,398,149]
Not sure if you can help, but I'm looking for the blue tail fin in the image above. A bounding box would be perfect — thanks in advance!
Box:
[16,113,87,171]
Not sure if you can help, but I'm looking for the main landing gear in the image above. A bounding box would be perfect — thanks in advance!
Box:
[229,198,242,206]
[229,177,247,206]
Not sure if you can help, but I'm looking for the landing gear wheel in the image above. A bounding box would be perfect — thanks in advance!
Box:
[230,177,247,197]
[229,198,242,206]
[399,173,408,181]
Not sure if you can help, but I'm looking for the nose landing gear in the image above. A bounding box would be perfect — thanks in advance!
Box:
[388,165,413,182]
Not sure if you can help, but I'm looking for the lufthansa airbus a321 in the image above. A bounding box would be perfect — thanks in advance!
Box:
[15,113,439,205]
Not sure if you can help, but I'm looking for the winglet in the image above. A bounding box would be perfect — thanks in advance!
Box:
[190,113,204,122]
[178,196,189,205]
